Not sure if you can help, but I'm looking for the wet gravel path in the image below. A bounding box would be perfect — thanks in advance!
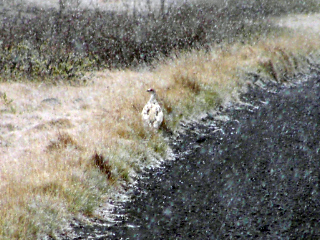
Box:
[71,75,320,239]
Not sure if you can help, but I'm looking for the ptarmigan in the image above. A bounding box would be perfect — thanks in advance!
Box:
[142,88,164,130]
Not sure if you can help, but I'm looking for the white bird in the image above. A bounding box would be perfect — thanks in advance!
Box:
[142,88,164,130]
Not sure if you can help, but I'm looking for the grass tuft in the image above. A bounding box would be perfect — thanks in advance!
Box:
[46,132,79,151]
[92,152,113,180]
[172,69,202,95]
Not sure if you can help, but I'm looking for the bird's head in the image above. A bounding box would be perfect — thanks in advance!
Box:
[146,88,157,101]
[147,88,156,93]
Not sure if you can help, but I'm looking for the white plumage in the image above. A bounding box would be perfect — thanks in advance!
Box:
[142,88,164,130]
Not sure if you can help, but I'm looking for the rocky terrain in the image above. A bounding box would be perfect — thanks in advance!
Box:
[67,73,320,239]
[48,13,320,239]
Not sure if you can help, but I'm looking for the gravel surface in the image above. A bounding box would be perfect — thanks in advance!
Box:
[57,13,320,240]
[100,75,320,239]
[66,74,320,239]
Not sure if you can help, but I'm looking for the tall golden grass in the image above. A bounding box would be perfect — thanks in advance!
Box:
[1,18,320,239]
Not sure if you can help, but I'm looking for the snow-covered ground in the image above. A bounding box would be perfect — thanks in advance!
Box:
[275,13,320,33]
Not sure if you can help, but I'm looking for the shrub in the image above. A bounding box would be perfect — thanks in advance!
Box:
[1,0,318,81]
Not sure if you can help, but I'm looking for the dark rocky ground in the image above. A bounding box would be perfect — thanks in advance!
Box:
[70,74,320,239]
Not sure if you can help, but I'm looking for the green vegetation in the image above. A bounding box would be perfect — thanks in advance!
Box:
[0,0,319,81]
[1,0,320,239]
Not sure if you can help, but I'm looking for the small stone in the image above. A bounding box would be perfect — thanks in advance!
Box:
[196,135,207,143]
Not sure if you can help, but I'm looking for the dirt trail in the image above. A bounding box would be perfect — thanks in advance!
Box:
[104,67,320,240]
[1,12,320,239]
[58,14,320,239]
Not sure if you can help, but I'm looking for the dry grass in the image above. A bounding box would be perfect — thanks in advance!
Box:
[1,14,320,239]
